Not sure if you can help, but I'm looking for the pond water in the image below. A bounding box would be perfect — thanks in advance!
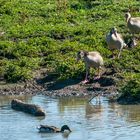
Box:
[0,95,140,140]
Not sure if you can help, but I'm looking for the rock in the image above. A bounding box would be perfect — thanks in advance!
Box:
[11,99,45,116]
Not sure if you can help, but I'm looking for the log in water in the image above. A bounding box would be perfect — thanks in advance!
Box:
[11,99,45,116]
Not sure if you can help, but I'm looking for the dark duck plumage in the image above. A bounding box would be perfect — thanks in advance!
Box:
[37,125,71,133]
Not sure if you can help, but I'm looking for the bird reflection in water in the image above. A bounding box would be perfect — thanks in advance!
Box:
[86,100,103,119]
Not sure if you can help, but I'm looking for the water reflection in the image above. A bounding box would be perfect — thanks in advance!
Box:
[86,103,103,119]
[0,95,32,107]
[109,103,140,122]
[0,95,140,140]
[58,97,88,113]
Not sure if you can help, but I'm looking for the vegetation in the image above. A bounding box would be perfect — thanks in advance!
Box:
[0,0,140,100]
[118,78,140,104]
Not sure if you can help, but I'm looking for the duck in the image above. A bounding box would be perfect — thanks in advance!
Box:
[125,12,140,37]
[76,50,103,84]
[37,124,71,133]
[106,27,127,58]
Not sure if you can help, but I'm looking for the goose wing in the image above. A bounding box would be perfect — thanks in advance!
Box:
[89,51,101,56]
[131,17,140,27]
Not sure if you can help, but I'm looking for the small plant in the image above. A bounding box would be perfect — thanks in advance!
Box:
[4,64,31,82]
[118,79,140,103]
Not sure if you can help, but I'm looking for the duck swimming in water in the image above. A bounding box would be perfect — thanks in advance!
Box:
[37,124,71,133]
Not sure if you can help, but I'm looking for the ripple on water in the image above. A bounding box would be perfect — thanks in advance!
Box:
[0,95,140,140]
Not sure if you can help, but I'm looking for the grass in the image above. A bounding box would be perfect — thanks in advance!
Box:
[0,0,140,99]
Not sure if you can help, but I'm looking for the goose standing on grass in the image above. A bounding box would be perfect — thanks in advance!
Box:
[125,12,140,37]
[76,51,104,84]
[37,124,71,133]
[106,27,127,58]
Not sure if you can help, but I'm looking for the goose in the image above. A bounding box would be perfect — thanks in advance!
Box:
[37,124,71,133]
[125,12,140,37]
[106,27,127,58]
[76,50,104,84]
[127,37,137,48]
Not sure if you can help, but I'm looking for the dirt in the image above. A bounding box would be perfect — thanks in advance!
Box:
[0,78,117,96]
[0,68,119,102]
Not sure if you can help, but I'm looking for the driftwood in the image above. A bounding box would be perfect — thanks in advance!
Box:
[11,99,45,116]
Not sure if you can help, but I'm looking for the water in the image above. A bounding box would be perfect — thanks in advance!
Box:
[0,95,140,140]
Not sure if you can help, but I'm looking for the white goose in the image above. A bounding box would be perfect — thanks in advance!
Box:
[76,51,103,84]
[106,27,127,58]
[125,12,140,36]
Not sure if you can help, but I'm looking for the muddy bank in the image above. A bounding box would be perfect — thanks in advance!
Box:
[0,75,119,101]
[0,80,44,96]
[0,68,122,103]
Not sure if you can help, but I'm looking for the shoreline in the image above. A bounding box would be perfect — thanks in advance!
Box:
[0,76,118,99]
[0,70,139,104]
[0,80,139,104]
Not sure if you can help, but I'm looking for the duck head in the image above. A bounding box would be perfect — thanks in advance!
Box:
[61,125,72,133]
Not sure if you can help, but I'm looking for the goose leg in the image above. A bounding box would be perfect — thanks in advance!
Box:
[94,68,101,80]
[82,66,90,84]
[118,49,122,59]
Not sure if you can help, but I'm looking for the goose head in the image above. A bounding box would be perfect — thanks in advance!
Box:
[76,50,88,62]
[125,12,131,22]
[111,27,118,38]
